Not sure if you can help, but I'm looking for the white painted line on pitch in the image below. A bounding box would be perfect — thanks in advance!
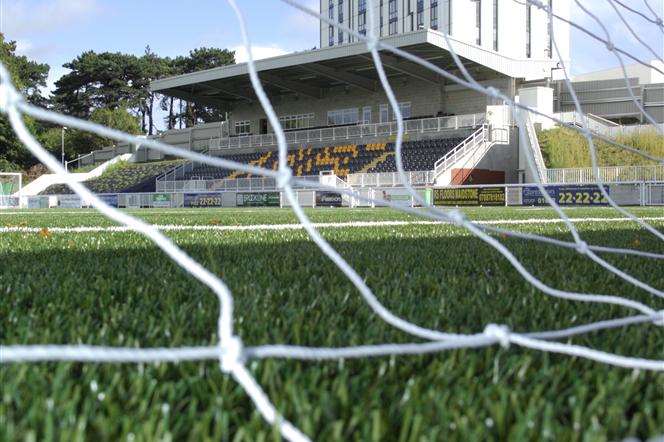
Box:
[1,217,663,234]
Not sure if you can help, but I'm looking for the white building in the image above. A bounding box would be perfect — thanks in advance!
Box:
[320,0,570,67]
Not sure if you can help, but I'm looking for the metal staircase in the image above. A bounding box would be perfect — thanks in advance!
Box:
[433,125,508,185]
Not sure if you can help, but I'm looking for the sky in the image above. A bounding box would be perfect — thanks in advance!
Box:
[1,0,662,100]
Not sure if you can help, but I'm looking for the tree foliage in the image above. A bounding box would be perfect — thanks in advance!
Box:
[0,33,50,171]
[41,108,141,159]
[2,32,235,172]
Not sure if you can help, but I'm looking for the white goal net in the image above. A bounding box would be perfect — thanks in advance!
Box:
[0,1,663,441]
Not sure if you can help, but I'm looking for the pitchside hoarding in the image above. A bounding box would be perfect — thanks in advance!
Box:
[27,196,49,209]
[315,191,343,207]
[522,185,609,206]
[58,195,82,208]
[236,192,280,207]
[434,187,505,206]
[152,193,172,208]
[184,193,223,207]
[375,188,412,207]
[98,194,119,208]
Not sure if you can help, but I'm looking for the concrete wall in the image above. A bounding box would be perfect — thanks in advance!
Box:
[476,136,519,184]
[230,76,510,136]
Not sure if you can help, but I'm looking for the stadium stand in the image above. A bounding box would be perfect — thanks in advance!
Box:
[183,137,465,181]
[41,160,184,195]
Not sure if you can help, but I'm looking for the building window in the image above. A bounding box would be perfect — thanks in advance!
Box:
[328,1,335,46]
[338,0,344,43]
[526,3,532,58]
[474,0,481,45]
[358,0,367,35]
[394,102,412,120]
[493,0,498,51]
[279,113,315,131]
[430,0,438,30]
[448,0,453,35]
[235,121,251,135]
[388,0,398,35]
[546,0,553,57]
[327,108,359,126]
[379,104,389,123]
[362,106,372,124]
[417,0,424,29]
[380,0,384,36]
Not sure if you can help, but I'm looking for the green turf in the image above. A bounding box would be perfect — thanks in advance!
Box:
[1,207,663,441]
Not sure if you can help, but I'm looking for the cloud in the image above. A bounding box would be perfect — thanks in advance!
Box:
[2,0,103,36]
[231,45,290,63]
[13,38,58,60]
[287,0,319,28]
[570,0,663,75]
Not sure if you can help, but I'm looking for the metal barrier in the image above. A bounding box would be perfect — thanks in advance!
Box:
[208,113,485,151]
[546,165,664,184]
[347,171,434,187]
[156,175,328,193]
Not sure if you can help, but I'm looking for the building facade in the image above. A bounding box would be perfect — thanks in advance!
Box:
[320,0,570,65]
[151,2,572,139]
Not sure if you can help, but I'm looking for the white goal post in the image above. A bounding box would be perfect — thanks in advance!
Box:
[0,172,22,209]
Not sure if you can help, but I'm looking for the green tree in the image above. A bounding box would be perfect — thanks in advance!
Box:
[51,51,144,119]
[163,48,235,128]
[41,107,141,159]
[0,33,50,171]
[137,46,170,135]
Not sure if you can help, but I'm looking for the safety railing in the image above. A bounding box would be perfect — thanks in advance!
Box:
[156,175,333,193]
[208,113,485,151]
[433,125,487,178]
[346,171,434,187]
[555,111,621,136]
[546,165,664,184]
[521,112,548,183]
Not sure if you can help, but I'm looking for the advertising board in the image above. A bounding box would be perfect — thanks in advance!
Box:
[58,195,83,208]
[98,194,119,208]
[315,191,343,207]
[236,192,280,207]
[522,185,609,206]
[27,196,49,209]
[184,193,223,207]
[152,193,172,208]
[434,187,505,206]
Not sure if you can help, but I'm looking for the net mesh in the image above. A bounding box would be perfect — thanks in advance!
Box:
[0,1,663,440]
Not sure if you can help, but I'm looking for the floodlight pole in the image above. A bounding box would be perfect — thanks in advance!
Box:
[61,126,67,170]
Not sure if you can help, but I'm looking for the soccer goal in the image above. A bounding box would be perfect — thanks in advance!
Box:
[0,172,22,209]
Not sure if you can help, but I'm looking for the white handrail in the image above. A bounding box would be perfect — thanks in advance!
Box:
[433,125,487,177]
[521,112,548,183]
[208,113,485,151]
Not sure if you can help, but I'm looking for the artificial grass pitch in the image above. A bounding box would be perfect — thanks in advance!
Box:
[1,207,662,441]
